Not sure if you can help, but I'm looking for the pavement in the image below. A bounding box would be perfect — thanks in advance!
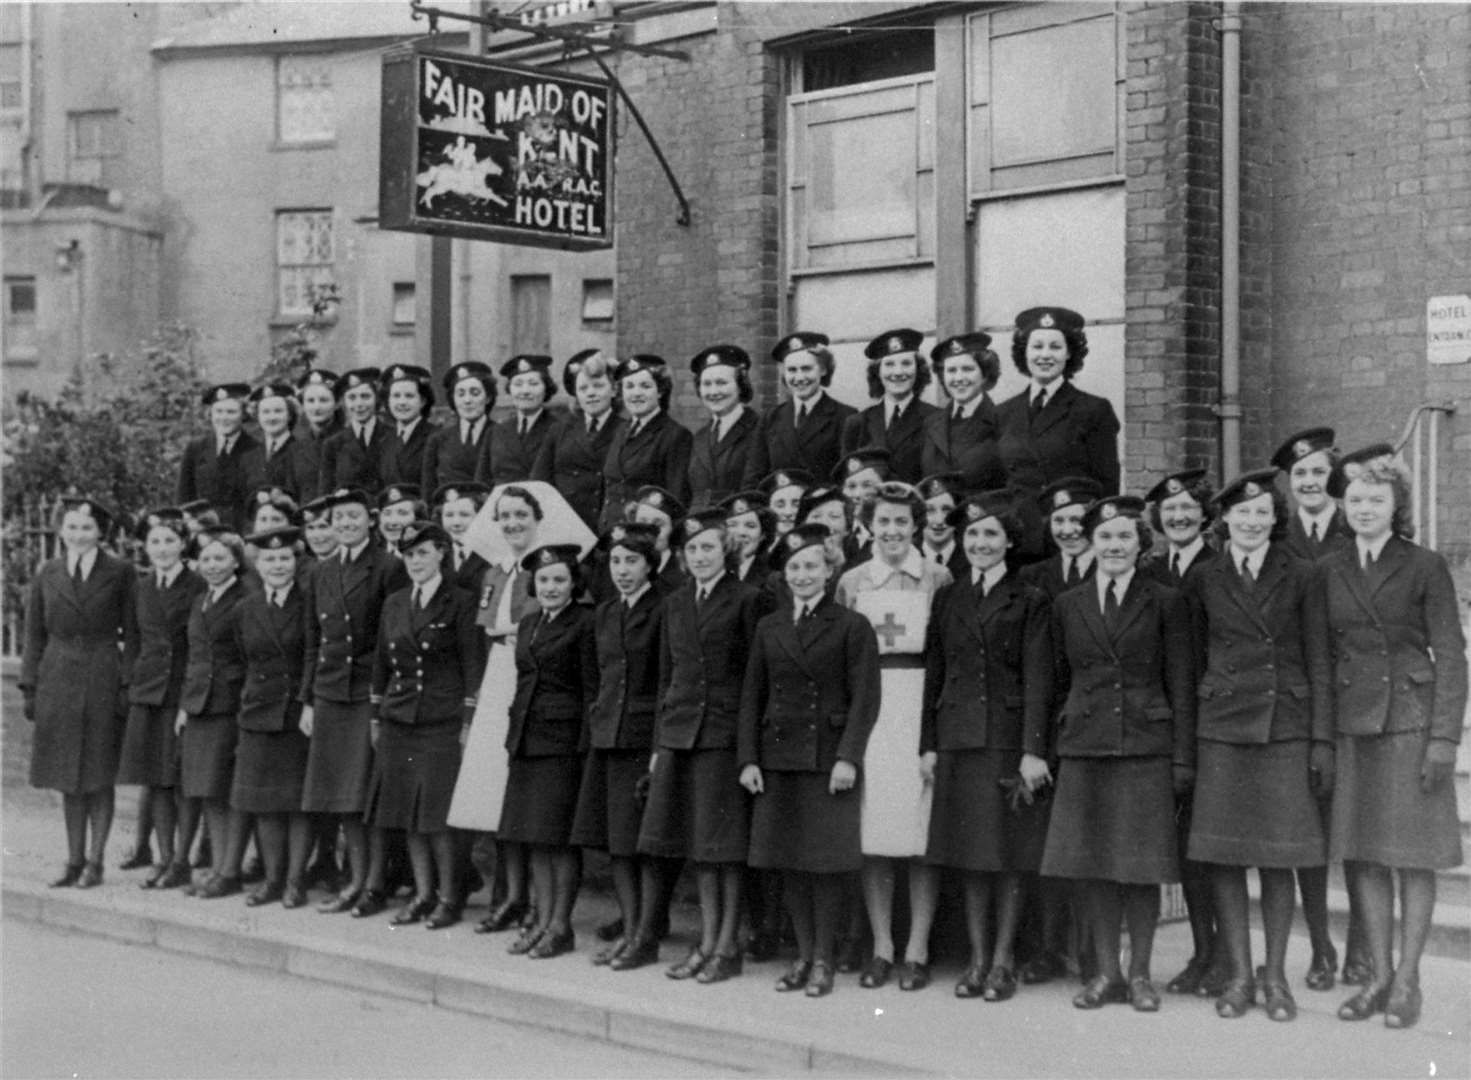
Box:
[4,793,1469,1079]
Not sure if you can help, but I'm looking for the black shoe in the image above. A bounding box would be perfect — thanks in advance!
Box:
[1262,979,1297,1022]
[391,894,437,926]
[804,961,835,997]
[696,952,743,984]
[119,844,154,871]
[858,956,892,989]
[1166,956,1209,995]
[1073,975,1129,1009]
[1383,982,1421,1030]
[155,862,193,890]
[592,938,627,967]
[1128,976,1161,1013]
[982,965,1017,1002]
[240,855,265,884]
[666,947,707,980]
[1018,951,1067,985]
[350,888,388,918]
[192,838,213,869]
[507,927,544,956]
[609,937,659,972]
[476,899,527,934]
[196,874,242,900]
[1305,948,1338,991]
[426,901,462,930]
[955,964,987,999]
[775,960,812,992]
[246,881,285,906]
[49,862,84,888]
[1196,964,1231,998]
[529,928,575,959]
[1341,956,1374,986]
[77,861,104,889]
[898,961,930,992]
[834,938,863,974]
[318,889,360,914]
[281,881,308,909]
[1215,978,1256,1018]
[1338,983,1390,1022]
[596,916,625,942]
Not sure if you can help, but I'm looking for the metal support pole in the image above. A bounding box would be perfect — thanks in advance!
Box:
[1217,3,1243,482]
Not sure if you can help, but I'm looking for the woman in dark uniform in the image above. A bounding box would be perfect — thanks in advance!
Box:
[630,486,689,596]
[996,308,1121,557]
[842,329,937,485]
[366,521,485,929]
[119,509,205,889]
[641,510,765,983]
[1143,468,1227,999]
[1042,495,1195,1012]
[916,473,969,579]
[481,355,562,485]
[532,349,624,530]
[739,523,881,997]
[741,333,857,490]
[243,384,305,501]
[435,482,490,593]
[920,333,1006,494]
[379,364,436,489]
[599,355,693,529]
[227,526,314,907]
[422,361,498,492]
[1186,469,1334,1022]
[319,368,389,495]
[1322,447,1466,1029]
[689,345,760,507]
[178,384,259,531]
[499,545,600,958]
[176,528,249,898]
[763,468,813,541]
[922,489,1053,1001]
[21,496,138,888]
[721,490,778,586]
[1018,478,1103,598]
[291,369,342,504]
[799,484,860,573]
[573,523,667,970]
[376,484,423,553]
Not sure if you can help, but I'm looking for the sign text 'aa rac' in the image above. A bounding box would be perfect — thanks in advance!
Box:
[379,47,615,252]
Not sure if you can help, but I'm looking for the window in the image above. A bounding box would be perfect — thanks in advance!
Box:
[510,275,551,356]
[276,210,335,318]
[801,29,933,93]
[67,110,120,185]
[391,282,415,326]
[277,55,334,145]
[581,278,613,323]
[4,275,38,363]
[0,43,21,112]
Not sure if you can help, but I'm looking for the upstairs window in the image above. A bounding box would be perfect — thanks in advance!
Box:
[277,55,334,145]
[276,209,335,318]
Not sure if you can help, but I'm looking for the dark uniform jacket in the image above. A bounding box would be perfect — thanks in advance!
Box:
[243,433,310,502]
[657,575,765,751]
[997,379,1120,495]
[21,552,140,793]
[448,546,489,596]
[1050,573,1195,765]
[741,392,857,491]
[1017,552,1096,601]
[421,417,495,492]
[289,419,341,504]
[1320,537,1468,744]
[130,568,207,710]
[1141,542,1219,588]
[738,595,881,773]
[481,410,561,486]
[1282,508,1355,563]
[689,407,759,508]
[1185,544,1333,745]
[921,572,1053,756]
[301,544,406,705]
[589,587,664,751]
[918,397,1006,492]
[178,579,247,717]
[371,581,485,726]
[319,421,392,496]
[599,411,694,528]
[235,583,308,733]
[531,411,624,530]
[842,399,938,485]
[506,604,599,757]
[177,431,260,530]
[381,419,434,490]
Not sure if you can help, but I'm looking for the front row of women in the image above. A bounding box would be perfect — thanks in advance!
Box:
[22,442,1464,1026]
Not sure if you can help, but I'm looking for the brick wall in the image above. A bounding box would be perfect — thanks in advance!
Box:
[1243,2,1471,579]
[612,12,781,425]
[1122,2,1223,490]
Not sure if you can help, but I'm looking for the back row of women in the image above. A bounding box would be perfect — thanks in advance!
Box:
[23,306,1463,1031]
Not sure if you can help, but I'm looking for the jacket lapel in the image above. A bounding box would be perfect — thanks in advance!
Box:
[797,396,837,452]
[1031,381,1075,438]
[1111,575,1151,643]
[773,602,818,680]
[1369,537,1410,596]
[1328,550,1382,625]
[1076,582,1116,655]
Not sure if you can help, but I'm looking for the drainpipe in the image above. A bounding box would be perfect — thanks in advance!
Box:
[1218,2,1243,480]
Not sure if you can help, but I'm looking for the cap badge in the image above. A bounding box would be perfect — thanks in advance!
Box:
[888,335,903,354]
[1100,503,1118,521]
[1166,478,1184,495]
[538,549,558,566]
[966,503,984,522]
[1244,481,1262,497]
[1294,439,1311,458]
[1053,491,1071,509]
[1039,313,1055,329]
[213,388,229,402]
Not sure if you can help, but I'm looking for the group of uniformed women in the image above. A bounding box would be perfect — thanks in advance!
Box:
[21,306,1463,1028]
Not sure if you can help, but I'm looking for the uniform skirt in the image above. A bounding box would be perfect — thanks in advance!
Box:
[497,753,583,847]
[1041,756,1179,884]
[447,639,516,832]
[926,748,1043,873]
[364,719,462,833]
[230,727,310,814]
[570,747,648,858]
[638,747,749,864]
[1331,729,1463,870]
[860,661,931,858]
[748,771,863,874]
[117,703,180,788]
[1189,739,1324,868]
[180,713,238,800]
[302,699,373,814]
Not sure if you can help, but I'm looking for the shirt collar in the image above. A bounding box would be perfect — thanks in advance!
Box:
[1096,566,1135,607]
[714,405,744,439]
[695,571,724,596]
[70,548,99,577]
[1228,542,1269,576]
[1356,533,1391,564]
[397,417,419,438]
[156,562,181,588]
[414,573,443,606]
[210,575,237,602]
[1299,504,1337,530]
[923,538,955,563]
[343,538,371,564]
[623,582,652,608]
[952,394,982,419]
[1066,549,1095,576]
[518,408,543,429]
[793,594,822,622]
[868,546,927,587]
[1171,535,1206,570]
[267,580,295,604]
[971,562,1008,591]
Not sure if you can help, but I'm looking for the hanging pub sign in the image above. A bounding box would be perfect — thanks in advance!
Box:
[380,46,614,251]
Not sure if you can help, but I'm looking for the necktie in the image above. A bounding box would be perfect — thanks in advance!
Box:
[1031,389,1047,419]
[587,415,598,436]
[887,404,899,431]
[696,586,708,608]
[518,415,528,438]
[1309,521,1320,544]
[461,421,470,443]
[412,586,423,610]
[358,424,369,449]
[399,425,410,441]
[952,403,963,422]
[72,558,84,585]
[157,572,167,591]
[454,545,465,571]
[976,574,989,598]
[217,436,230,459]
[202,590,213,612]
[1239,556,1255,589]
[794,403,806,431]
[271,589,282,608]
[1066,558,1081,588]
[1170,551,1181,579]
[1104,578,1120,629]
[1362,548,1375,572]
